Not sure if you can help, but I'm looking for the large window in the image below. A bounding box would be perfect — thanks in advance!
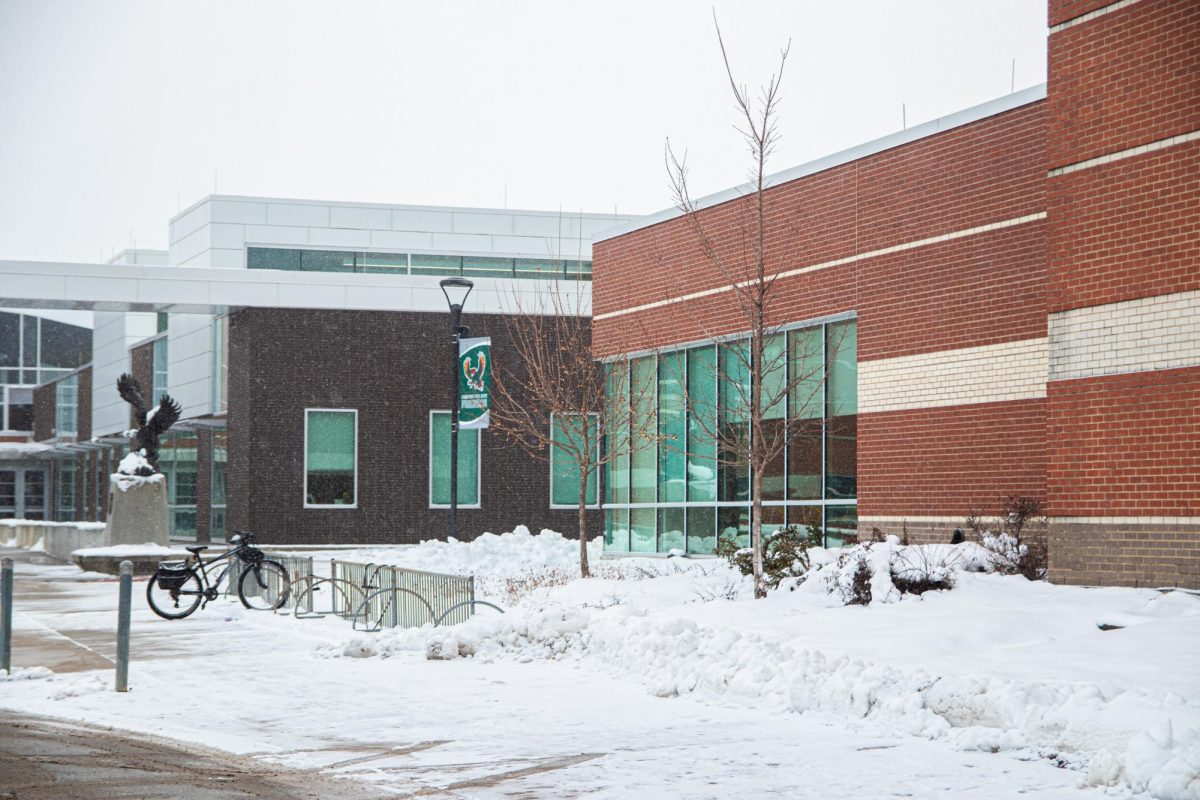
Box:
[55,375,78,437]
[56,458,76,522]
[550,413,599,508]
[211,316,229,414]
[305,410,357,508]
[161,431,197,539]
[247,247,592,282]
[429,411,480,507]
[152,336,168,401]
[603,316,857,554]
[211,428,227,540]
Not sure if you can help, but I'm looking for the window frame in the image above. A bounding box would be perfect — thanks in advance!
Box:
[54,374,78,437]
[427,409,482,510]
[303,408,359,510]
[549,411,601,510]
[600,310,857,552]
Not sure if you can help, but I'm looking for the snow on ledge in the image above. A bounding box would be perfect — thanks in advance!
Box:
[73,543,188,558]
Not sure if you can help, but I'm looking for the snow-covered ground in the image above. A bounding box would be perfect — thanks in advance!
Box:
[1,529,1197,799]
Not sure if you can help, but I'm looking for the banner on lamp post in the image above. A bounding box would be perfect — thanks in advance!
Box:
[458,336,491,429]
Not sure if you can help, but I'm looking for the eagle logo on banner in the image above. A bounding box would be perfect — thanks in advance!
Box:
[463,350,487,393]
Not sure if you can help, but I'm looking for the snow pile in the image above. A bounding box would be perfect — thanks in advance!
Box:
[354,600,1200,798]
[353,526,599,578]
[0,519,107,531]
[322,533,1200,800]
[73,543,187,558]
[0,667,53,682]
[1096,591,1200,630]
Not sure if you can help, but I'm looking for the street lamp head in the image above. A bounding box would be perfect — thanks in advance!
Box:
[439,277,474,311]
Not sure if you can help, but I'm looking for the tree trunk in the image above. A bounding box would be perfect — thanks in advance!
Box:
[751,463,766,598]
[578,470,591,578]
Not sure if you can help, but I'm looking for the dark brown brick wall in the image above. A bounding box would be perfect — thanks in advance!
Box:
[32,383,54,442]
[195,427,212,544]
[77,367,91,441]
[226,308,597,545]
[130,341,154,430]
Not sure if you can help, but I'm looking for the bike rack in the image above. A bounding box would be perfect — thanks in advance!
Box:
[433,599,505,627]
[288,576,370,620]
[352,586,438,632]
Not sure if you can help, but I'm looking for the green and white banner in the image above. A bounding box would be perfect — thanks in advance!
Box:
[458,336,491,430]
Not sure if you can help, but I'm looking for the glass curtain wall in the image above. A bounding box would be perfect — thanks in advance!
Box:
[603,317,857,554]
[56,458,76,521]
[161,431,198,539]
[247,248,593,281]
[152,337,168,401]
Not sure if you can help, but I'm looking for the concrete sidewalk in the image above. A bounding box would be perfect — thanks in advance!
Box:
[1,546,119,675]
[0,711,391,799]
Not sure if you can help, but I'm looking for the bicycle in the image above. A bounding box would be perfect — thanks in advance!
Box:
[146,530,292,620]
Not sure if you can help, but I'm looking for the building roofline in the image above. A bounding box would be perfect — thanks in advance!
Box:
[594,83,1047,243]
[171,194,635,227]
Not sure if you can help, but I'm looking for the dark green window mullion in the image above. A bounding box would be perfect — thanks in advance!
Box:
[820,323,829,546]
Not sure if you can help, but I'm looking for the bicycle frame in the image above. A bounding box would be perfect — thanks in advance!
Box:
[173,538,265,605]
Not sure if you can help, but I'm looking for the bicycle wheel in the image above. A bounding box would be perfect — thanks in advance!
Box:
[238,560,291,611]
[146,572,203,620]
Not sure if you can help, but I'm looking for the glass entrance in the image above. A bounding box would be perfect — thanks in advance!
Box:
[0,467,48,520]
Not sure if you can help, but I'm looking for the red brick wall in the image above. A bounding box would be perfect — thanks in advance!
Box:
[1049,0,1121,26]
[857,222,1047,362]
[593,101,1047,359]
[1047,140,1200,311]
[859,399,1047,519]
[1047,366,1200,517]
[1048,0,1200,169]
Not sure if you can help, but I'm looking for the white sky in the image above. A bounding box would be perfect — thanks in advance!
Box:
[0,0,1047,264]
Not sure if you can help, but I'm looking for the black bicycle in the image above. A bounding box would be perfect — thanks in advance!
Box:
[146,530,292,620]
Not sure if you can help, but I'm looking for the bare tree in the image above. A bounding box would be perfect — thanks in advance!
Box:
[489,278,658,578]
[662,19,846,598]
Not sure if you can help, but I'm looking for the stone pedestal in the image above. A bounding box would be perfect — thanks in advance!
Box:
[104,475,170,547]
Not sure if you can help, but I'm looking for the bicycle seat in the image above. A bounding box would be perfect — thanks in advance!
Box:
[185,545,208,554]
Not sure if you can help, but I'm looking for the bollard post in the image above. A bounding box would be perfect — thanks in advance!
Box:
[1,557,12,674]
[115,560,132,692]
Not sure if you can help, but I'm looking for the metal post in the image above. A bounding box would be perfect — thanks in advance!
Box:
[1,557,12,674]
[115,560,132,692]
[449,303,462,538]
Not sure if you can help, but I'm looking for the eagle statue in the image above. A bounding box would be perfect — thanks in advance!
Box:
[117,373,182,476]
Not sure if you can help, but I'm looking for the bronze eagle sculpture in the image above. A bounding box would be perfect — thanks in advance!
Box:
[117,373,182,476]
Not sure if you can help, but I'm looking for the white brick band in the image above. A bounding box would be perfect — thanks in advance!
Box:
[593,213,1047,322]
[858,516,965,524]
[1051,516,1200,525]
[1048,290,1200,382]
[1049,0,1144,33]
[859,337,1048,414]
[1048,129,1200,177]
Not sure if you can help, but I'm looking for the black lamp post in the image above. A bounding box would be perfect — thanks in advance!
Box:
[439,277,474,537]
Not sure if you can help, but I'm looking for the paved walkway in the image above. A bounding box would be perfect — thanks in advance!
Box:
[0,547,391,799]
[0,711,390,799]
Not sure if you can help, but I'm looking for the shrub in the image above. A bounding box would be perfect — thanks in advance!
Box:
[966,495,1048,580]
[840,548,874,605]
[715,524,816,590]
[890,545,960,594]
